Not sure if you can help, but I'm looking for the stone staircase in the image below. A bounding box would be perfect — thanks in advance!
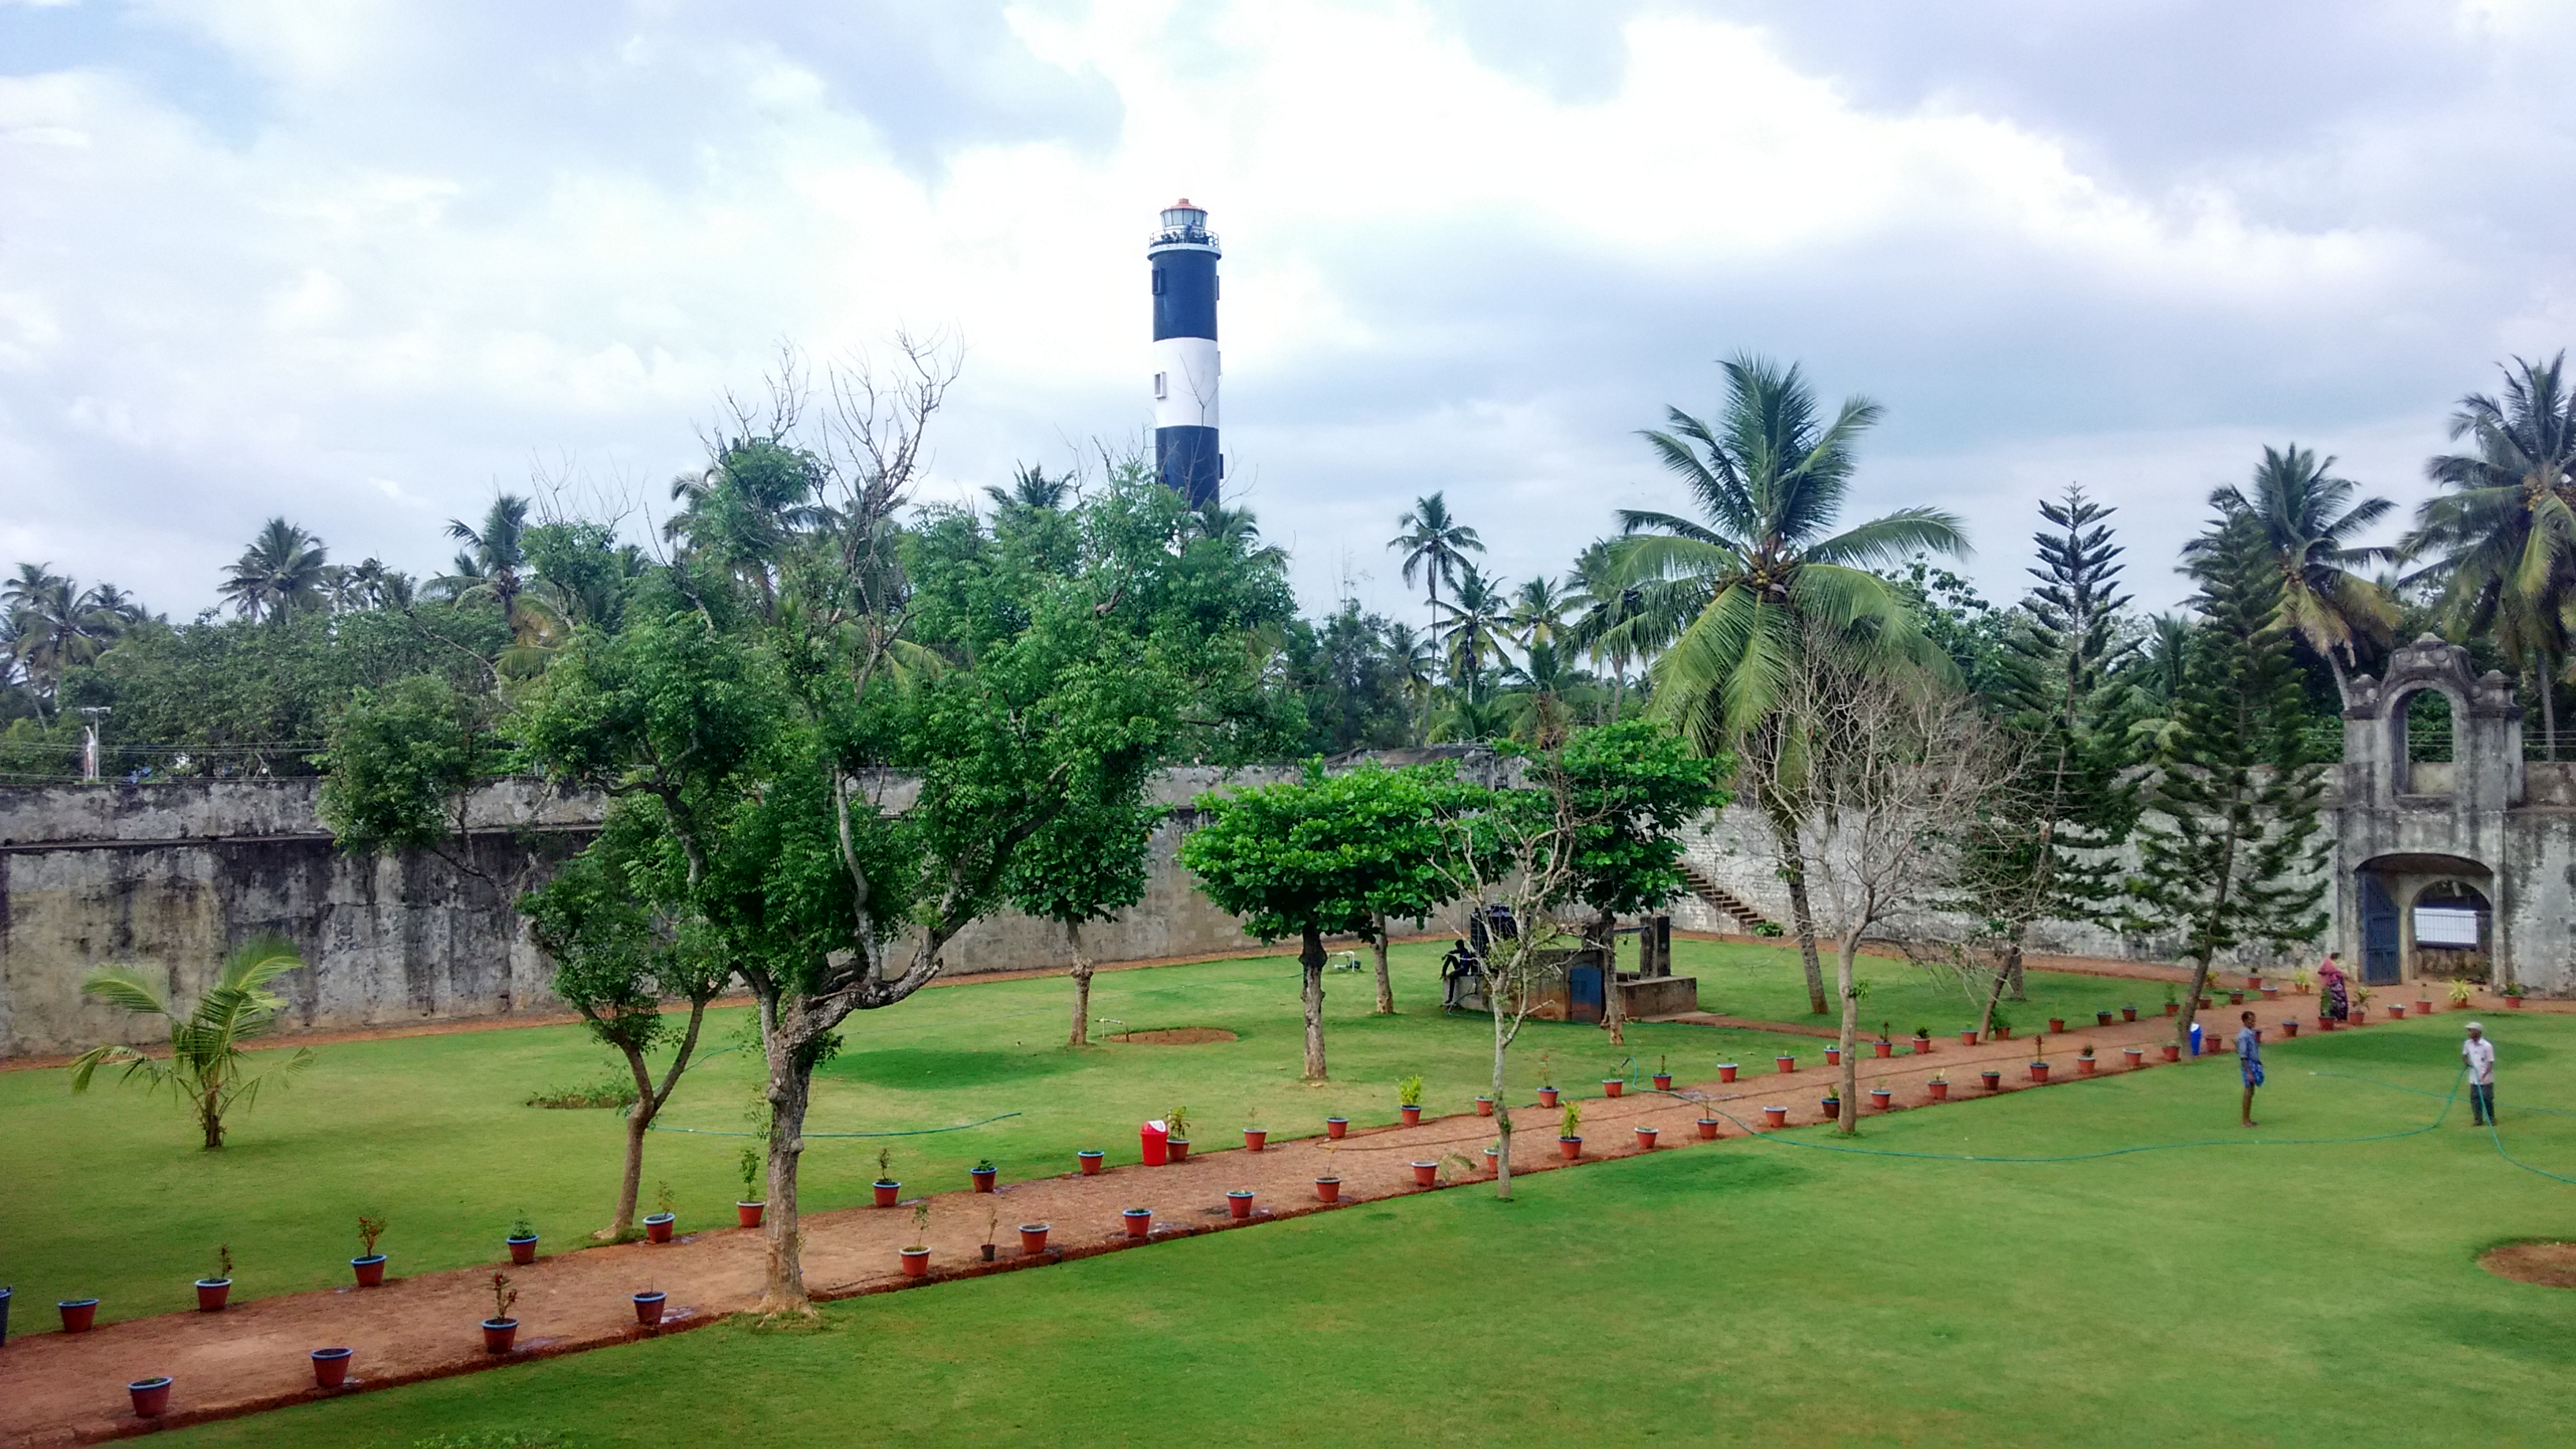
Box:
[1676,859,1777,935]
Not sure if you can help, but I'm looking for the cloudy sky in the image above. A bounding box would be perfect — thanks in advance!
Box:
[6,1,2573,626]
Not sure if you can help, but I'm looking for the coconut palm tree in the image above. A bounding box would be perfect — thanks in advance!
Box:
[984,462,1074,514]
[1434,564,1514,698]
[1387,492,1484,624]
[67,937,316,1149]
[218,519,330,622]
[3,567,139,718]
[1383,620,1438,744]
[1192,504,1288,569]
[2405,353,2576,758]
[1499,638,1589,746]
[1619,354,1965,1014]
[1564,539,1690,721]
[1508,575,1570,652]
[2190,444,2394,702]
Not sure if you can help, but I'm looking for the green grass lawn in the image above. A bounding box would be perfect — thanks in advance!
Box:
[6,939,1850,1322]
[153,1010,2576,1448]
[1672,935,2170,1034]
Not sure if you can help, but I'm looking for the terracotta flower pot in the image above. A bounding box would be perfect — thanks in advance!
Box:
[2415,1000,2433,1017]
[2095,1012,2114,1027]
[2123,1047,2144,1065]
[1123,1208,1152,1237]
[1696,1118,1720,1139]
[1475,1097,1494,1117]
[2199,998,2214,1011]
[2048,1018,2066,1034]
[1558,1136,1583,1161]
[1412,1159,1440,1185]
[1717,1065,1739,1083]
[127,1376,172,1417]
[1167,1140,1191,1164]
[1327,1115,1350,1138]
[644,1213,675,1243]
[1079,1151,1104,1175]
[1872,1042,1893,1059]
[2317,1015,2334,1031]
[1602,1079,1624,1099]
[737,1202,766,1228]
[2510,997,2525,1009]
[2282,1020,2299,1037]
[482,1319,519,1355]
[2389,1004,2406,1020]
[1822,1097,1841,1120]
[1536,1088,1559,1108]
[632,1291,666,1327]
[2165,1003,2180,1017]
[2246,975,2262,990]
[2162,1044,2181,1061]
[1914,1036,1934,1054]
[1653,1073,1673,1091]
[971,1166,999,1192]
[311,1347,353,1388]
[1020,1223,1050,1254]
[1960,1028,1979,1045]
[507,1235,538,1266]
[2263,987,2281,1000]
[874,1181,900,1208]
[1775,1055,1797,1074]
[195,1279,231,1312]
[2353,1008,2369,1023]
[2028,1061,2051,1083]
[1826,1047,1843,1067]
[1400,1104,1423,1125]
[1868,1089,1892,1111]
[2121,1007,2138,1022]
[899,1248,930,1279]
[2229,992,2245,1005]
[58,1297,99,1333]
[1927,1080,1949,1101]
[2077,1057,2097,1076]
[1761,1106,1789,1129]
[1634,1127,1659,1151]
[1244,1129,1267,1151]
[1316,1176,1344,1202]
[1979,1071,2001,1091]
[1227,1190,1254,1220]
[351,1256,386,1287]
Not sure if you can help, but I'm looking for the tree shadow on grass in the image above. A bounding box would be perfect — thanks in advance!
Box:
[822,1048,1084,1091]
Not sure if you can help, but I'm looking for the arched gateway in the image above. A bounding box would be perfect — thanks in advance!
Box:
[2333,638,2548,992]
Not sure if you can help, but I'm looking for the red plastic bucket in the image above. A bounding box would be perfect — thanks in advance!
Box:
[1138,1121,1170,1167]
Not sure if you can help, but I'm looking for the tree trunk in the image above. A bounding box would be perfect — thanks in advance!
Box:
[1068,924,1095,1048]
[610,1044,656,1240]
[1836,935,1862,1136]
[1784,861,1828,1015]
[1491,999,1515,1200]
[2003,939,2027,1001]
[1596,910,1624,1045]
[1975,953,2012,1041]
[1301,925,1329,1080]
[1371,912,1395,1015]
[758,1006,818,1315]
[200,1087,224,1150]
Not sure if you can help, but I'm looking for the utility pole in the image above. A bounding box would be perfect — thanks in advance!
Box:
[78,706,110,783]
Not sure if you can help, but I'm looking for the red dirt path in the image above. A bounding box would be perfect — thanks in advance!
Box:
[3,990,2487,1447]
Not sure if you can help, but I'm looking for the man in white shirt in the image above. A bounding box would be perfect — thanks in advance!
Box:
[2463,1023,2497,1127]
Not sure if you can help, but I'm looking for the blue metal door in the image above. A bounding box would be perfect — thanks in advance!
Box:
[2361,874,2402,986]
[1568,964,1604,1024]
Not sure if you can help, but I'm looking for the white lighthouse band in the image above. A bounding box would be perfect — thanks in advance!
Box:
[1152,336,1219,431]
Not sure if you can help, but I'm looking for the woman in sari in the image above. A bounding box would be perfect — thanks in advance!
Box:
[2318,951,2350,1020]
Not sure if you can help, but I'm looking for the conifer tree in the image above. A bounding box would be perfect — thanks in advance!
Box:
[2125,505,2331,1048]
[1956,486,2140,1018]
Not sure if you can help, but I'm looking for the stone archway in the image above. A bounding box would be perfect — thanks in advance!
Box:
[2354,852,2494,988]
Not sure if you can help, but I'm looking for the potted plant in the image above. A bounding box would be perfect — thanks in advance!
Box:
[1926,1073,1949,1102]
[736,1147,766,1228]
[481,1273,519,1354]
[196,1245,233,1312]
[1164,1106,1193,1163]
[1316,1174,1344,1202]
[507,1213,539,1266]
[2095,1009,2114,1027]
[2293,966,2314,995]
[970,1159,1000,1192]
[2245,973,2263,990]
[2228,990,2245,1005]
[1227,1189,1256,1219]
[2353,985,2374,1023]
[1775,1052,1798,1074]
[127,1376,173,1418]
[1825,1045,1843,1068]
[1979,1068,2002,1091]
[1821,1092,1842,1120]
[2506,983,2526,1009]
[1244,1123,1268,1151]
[1077,1149,1105,1175]
[2047,1016,2066,1035]
[2414,992,2434,1016]
[2076,1045,2097,1077]
[2281,1018,2298,1038]
[2123,1044,2146,1065]
[1327,1114,1352,1138]
[1653,1055,1673,1091]
[1717,1061,1739,1083]
[1412,1159,1441,1185]
[1990,1008,2014,1041]
[1762,1105,1789,1128]
[1602,1073,1625,1098]
[631,1292,666,1328]
[352,1215,388,1287]
[2316,1011,2334,1032]
[2162,986,2179,1017]
[874,1148,902,1208]
[2162,1040,2184,1059]
[646,1182,677,1243]
[1873,1023,1893,1059]
[1122,1207,1153,1238]
[1959,1026,1979,1045]
[981,1208,998,1262]
[1474,1095,1494,1117]
[900,1204,931,1278]
[310,1346,354,1387]
[2388,1000,2407,1019]
[2121,1005,2138,1022]
[1909,1026,1931,1054]
[1398,1075,1426,1125]
[1020,1222,1051,1255]
[1558,1101,1583,1159]
[2028,1042,2051,1083]
[58,1296,99,1333]
[1867,1086,1893,1111]
[2450,979,2477,1009]
[1697,1116,1721,1139]
[2263,984,2281,1000]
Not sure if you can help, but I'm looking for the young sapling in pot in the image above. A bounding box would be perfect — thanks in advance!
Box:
[507,1211,539,1264]
[481,1273,520,1354]
[1397,1073,1425,1123]
[352,1215,389,1286]
[197,1243,234,1311]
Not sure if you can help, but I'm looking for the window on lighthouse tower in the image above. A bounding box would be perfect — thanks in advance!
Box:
[1154,373,1167,399]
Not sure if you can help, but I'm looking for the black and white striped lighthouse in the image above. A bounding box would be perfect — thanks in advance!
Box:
[1148,198,1221,508]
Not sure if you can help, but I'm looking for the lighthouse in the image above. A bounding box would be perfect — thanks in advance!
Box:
[1148,199,1221,508]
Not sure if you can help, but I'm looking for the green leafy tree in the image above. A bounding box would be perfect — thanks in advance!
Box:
[2125,507,2331,1048]
[1619,354,1965,1013]
[4,565,142,720]
[219,518,331,623]
[317,673,502,874]
[2192,445,2394,702]
[66,937,316,1149]
[1548,719,1732,1042]
[1181,762,1473,1078]
[521,845,735,1240]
